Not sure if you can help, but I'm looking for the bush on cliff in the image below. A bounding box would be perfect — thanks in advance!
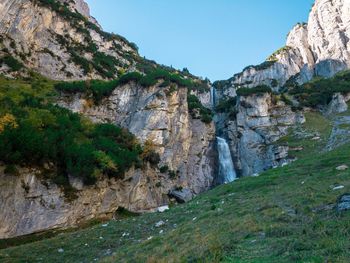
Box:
[0,76,144,185]
[236,85,272,96]
[289,70,350,107]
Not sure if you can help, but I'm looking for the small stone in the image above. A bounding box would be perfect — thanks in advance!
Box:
[311,136,321,141]
[147,236,153,241]
[333,185,345,190]
[157,205,169,213]
[337,194,350,212]
[336,165,349,171]
[155,220,165,228]
[58,248,64,253]
[159,230,164,234]
[101,223,108,227]
[192,217,197,221]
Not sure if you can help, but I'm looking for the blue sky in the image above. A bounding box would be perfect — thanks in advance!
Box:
[85,0,314,81]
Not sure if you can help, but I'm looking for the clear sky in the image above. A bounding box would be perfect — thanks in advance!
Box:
[85,0,315,81]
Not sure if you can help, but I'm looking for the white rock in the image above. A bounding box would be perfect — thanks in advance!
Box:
[336,165,349,171]
[333,185,345,190]
[157,206,169,213]
[155,221,165,228]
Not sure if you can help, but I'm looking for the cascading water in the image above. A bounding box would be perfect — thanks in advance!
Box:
[210,86,216,108]
[217,137,237,183]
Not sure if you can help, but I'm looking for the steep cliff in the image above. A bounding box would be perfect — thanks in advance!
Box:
[0,0,216,238]
[225,0,350,89]
[0,0,140,80]
[215,90,305,177]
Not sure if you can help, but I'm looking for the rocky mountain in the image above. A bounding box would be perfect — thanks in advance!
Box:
[212,0,350,178]
[0,0,143,80]
[0,0,216,238]
[1,0,350,241]
[221,0,350,89]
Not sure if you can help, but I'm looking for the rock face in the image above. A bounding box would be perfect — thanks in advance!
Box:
[0,0,137,80]
[0,0,216,238]
[58,82,216,195]
[326,93,350,115]
[227,0,350,89]
[0,165,158,238]
[216,92,305,176]
[0,81,215,239]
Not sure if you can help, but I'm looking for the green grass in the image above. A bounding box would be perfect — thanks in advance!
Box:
[1,128,350,262]
[277,111,333,160]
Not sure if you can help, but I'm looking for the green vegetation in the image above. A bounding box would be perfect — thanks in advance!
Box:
[33,0,135,48]
[267,46,292,62]
[55,69,196,102]
[277,111,332,160]
[237,85,272,97]
[289,71,350,107]
[215,97,237,113]
[2,123,350,262]
[0,75,143,185]
[188,94,213,123]
[0,55,23,71]
[243,61,277,72]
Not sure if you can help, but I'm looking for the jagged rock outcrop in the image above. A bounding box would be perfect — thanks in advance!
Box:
[227,0,350,89]
[0,0,216,238]
[0,0,137,80]
[58,82,216,195]
[216,92,305,176]
[0,82,216,238]
[326,93,350,115]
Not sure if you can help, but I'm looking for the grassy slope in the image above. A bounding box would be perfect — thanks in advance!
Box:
[1,112,350,262]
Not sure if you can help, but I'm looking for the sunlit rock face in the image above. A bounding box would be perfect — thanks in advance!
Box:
[0,0,217,239]
[228,0,350,89]
[0,0,136,80]
[223,93,304,177]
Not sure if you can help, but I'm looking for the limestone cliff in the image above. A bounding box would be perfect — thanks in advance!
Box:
[226,0,350,89]
[0,0,138,80]
[0,82,215,239]
[0,0,216,238]
[215,90,305,177]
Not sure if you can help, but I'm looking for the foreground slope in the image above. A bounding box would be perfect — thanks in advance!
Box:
[1,111,349,262]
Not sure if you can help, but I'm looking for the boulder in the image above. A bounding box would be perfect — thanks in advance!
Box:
[169,188,193,203]
[336,194,350,212]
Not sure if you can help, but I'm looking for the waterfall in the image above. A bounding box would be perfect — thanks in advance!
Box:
[217,137,237,183]
[210,86,216,108]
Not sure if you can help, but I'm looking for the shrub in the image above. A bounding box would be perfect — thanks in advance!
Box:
[4,164,19,176]
[188,94,213,123]
[141,140,160,167]
[0,77,142,185]
[215,97,237,113]
[289,71,350,107]
[168,170,177,179]
[237,85,272,96]
[0,55,23,71]
[159,165,169,173]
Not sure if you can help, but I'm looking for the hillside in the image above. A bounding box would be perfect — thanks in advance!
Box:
[2,0,350,261]
[1,110,349,262]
